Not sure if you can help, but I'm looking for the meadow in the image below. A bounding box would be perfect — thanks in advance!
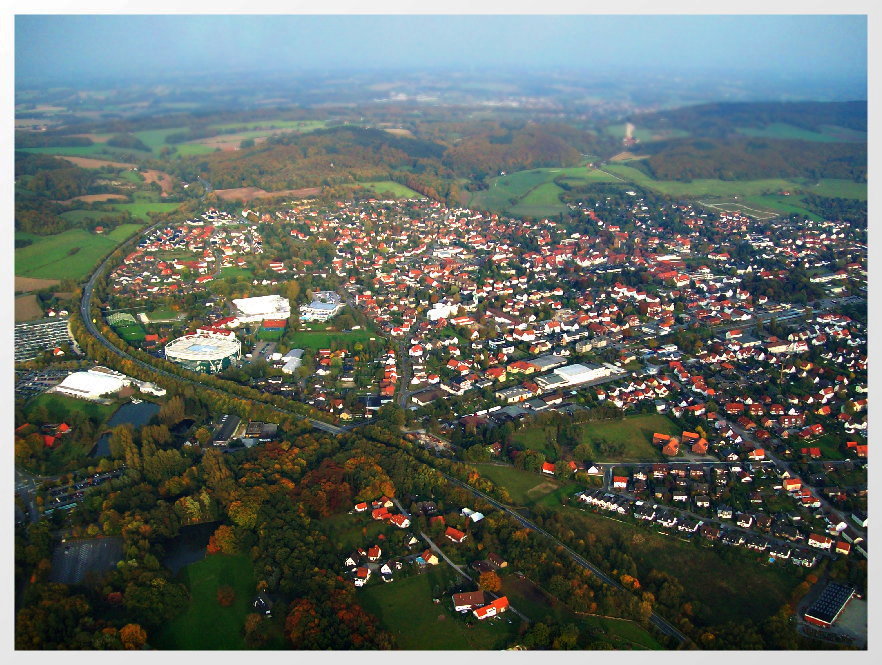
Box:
[467,166,620,216]
[25,393,118,424]
[509,413,676,463]
[601,164,867,204]
[354,180,422,198]
[15,229,123,280]
[153,554,257,650]
[603,123,690,143]
[287,327,375,350]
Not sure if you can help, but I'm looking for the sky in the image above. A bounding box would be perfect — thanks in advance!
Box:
[15,14,868,89]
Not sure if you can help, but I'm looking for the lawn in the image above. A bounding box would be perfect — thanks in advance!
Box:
[106,223,146,242]
[153,554,256,650]
[217,266,254,280]
[473,464,577,507]
[558,505,805,625]
[358,565,519,649]
[604,123,690,143]
[318,512,392,553]
[354,180,422,198]
[15,229,121,280]
[575,414,678,461]
[25,393,118,424]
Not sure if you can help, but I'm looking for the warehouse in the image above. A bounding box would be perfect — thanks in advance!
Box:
[54,368,128,400]
[804,582,856,628]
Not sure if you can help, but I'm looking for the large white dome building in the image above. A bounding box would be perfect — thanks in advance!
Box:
[164,331,242,373]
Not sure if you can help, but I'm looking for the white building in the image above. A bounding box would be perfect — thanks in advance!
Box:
[280,348,305,374]
[53,366,165,400]
[299,291,344,322]
[231,295,290,324]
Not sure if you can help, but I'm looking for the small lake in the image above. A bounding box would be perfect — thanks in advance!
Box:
[162,521,217,575]
[92,401,161,457]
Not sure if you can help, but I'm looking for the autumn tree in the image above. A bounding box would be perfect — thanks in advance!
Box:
[478,570,502,592]
[119,623,147,650]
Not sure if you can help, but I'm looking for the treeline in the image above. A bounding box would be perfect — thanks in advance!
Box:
[15,131,94,148]
[631,101,867,137]
[801,194,867,227]
[633,137,866,182]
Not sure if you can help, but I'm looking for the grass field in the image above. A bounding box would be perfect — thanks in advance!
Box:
[59,209,125,224]
[601,164,867,204]
[510,414,676,462]
[558,505,805,625]
[467,166,620,216]
[154,554,256,650]
[105,223,146,242]
[500,576,663,649]
[736,123,867,143]
[108,199,182,220]
[318,512,391,552]
[359,565,519,649]
[16,144,139,158]
[210,119,329,132]
[473,464,578,508]
[287,328,375,350]
[354,181,422,198]
[25,393,118,423]
[15,229,121,280]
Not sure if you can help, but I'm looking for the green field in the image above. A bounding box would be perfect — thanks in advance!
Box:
[287,328,374,350]
[210,119,329,132]
[25,393,118,424]
[108,199,182,220]
[359,566,519,649]
[144,307,185,323]
[113,323,147,342]
[500,576,662,649]
[16,144,139,158]
[559,505,805,625]
[354,181,423,198]
[256,328,284,341]
[473,464,579,508]
[15,228,122,279]
[154,554,256,650]
[510,413,676,462]
[106,223,146,242]
[601,164,867,204]
[468,166,620,216]
[736,123,867,143]
[317,512,392,552]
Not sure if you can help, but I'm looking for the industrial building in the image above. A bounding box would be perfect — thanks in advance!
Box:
[53,366,165,400]
[299,291,344,322]
[164,331,242,373]
[804,582,857,628]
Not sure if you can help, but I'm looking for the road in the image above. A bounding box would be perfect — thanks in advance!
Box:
[418,529,531,624]
[436,470,690,646]
[723,419,865,540]
[78,229,347,436]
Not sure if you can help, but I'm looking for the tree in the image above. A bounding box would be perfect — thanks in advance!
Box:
[477,570,502,592]
[217,585,236,607]
[194,426,212,445]
[119,623,147,650]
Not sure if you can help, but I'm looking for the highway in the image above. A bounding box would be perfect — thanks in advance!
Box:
[78,223,347,436]
[436,470,691,646]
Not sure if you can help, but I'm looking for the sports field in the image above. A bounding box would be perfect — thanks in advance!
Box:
[153,554,256,650]
[287,328,374,350]
[26,393,118,423]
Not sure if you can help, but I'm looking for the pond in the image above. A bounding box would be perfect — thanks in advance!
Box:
[91,400,161,457]
[162,521,218,575]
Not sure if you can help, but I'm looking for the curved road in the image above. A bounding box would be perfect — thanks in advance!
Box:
[78,223,346,436]
[437,470,691,646]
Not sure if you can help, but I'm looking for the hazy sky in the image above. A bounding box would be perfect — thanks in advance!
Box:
[15,14,867,88]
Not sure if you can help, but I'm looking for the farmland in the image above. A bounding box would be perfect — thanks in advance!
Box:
[16,229,125,280]
[353,180,422,198]
[604,123,690,143]
[153,554,260,650]
[467,166,621,216]
[358,565,519,650]
[287,327,375,350]
[599,164,867,205]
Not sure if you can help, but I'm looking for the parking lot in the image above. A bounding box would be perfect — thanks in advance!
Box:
[49,537,123,585]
